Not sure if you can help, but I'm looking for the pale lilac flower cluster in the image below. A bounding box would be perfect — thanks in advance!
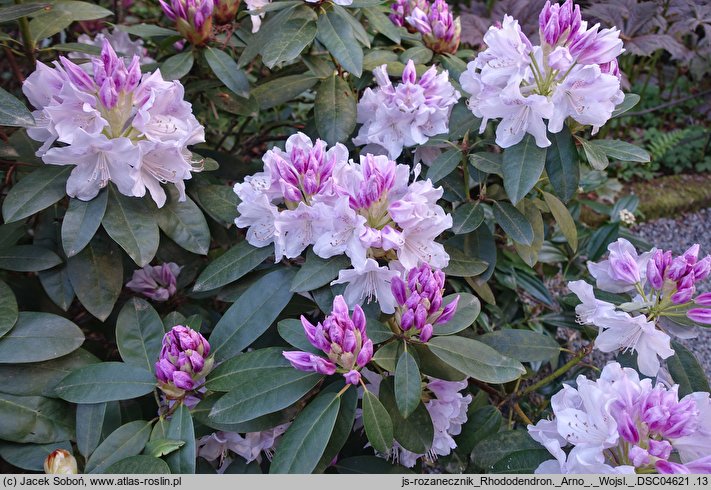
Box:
[159,0,214,45]
[283,295,373,385]
[197,424,290,472]
[126,262,181,301]
[70,28,155,68]
[390,264,459,342]
[459,0,624,148]
[529,362,711,474]
[155,326,214,398]
[353,60,460,159]
[569,238,711,376]
[234,132,452,313]
[22,40,204,207]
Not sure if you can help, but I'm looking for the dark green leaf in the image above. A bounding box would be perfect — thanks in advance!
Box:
[2,166,70,223]
[0,245,61,272]
[105,455,170,474]
[449,225,496,282]
[478,330,559,362]
[0,312,83,363]
[493,200,534,246]
[62,192,108,257]
[454,406,501,455]
[379,378,433,454]
[209,369,322,424]
[472,430,543,469]
[667,341,710,396]
[362,390,393,453]
[0,394,74,444]
[611,93,640,117]
[395,350,421,418]
[0,279,18,338]
[277,319,321,354]
[314,381,358,473]
[469,152,503,176]
[442,246,488,277]
[426,149,461,184]
[545,125,579,203]
[315,74,356,145]
[210,267,297,360]
[54,362,155,403]
[434,293,480,335]
[362,7,400,43]
[0,2,49,23]
[586,222,619,261]
[490,448,552,473]
[102,186,159,267]
[116,298,164,372]
[428,336,525,383]
[261,18,317,69]
[451,202,484,235]
[335,455,408,474]
[542,191,578,251]
[117,24,179,37]
[67,233,122,321]
[195,184,238,226]
[207,347,291,390]
[269,391,341,474]
[412,344,466,381]
[291,249,351,293]
[252,74,319,109]
[317,11,363,77]
[0,441,71,472]
[156,190,210,255]
[165,404,195,474]
[76,403,106,459]
[160,50,194,81]
[592,139,650,163]
[502,135,547,205]
[193,241,272,292]
[204,47,249,98]
[371,341,400,372]
[85,421,151,474]
[0,87,34,128]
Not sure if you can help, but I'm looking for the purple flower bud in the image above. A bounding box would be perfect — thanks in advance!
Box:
[126,263,181,301]
[352,304,366,334]
[402,59,417,84]
[648,439,672,460]
[687,308,711,324]
[419,323,433,343]
[283,351,337,375]
[647,253,664,290]
[172,370,196,390]
[616,410,640,443]
[99,79,118,109]
[683,244,700,265]
[414,304,427,330]
[671,287,694,305]
[609,251,641,284]
[391,276,408,305]
[568,22,624,65]
[59,56,95,92]
[356,339,373,367]
[155,325,213,396]
[437,295,459,324]
[344,369,361,385]
[401,308,415,330]
[695,292,711,306]
[539,0,581,46]
[694,256,711,281]
[667,257,689,281]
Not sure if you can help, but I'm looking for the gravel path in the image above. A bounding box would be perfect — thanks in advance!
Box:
[633,207,711,381]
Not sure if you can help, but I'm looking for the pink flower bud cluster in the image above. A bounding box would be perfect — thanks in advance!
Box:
[233,132,452,314]
[569,238,711,377]
[126,262,182,302]
[22,40,204,208]
[159,0,214,45]
[529,362,711,474]
[353,60,460,160]
[459,0,624,148]
[390,0,460,53]
[155,325,214,398]
[283,295,374,385]
[390,264,459,342]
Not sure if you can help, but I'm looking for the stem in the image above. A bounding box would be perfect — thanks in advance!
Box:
[15,0,35,64]
[513,403,533,426]
[520,343,593,396]
[336,384,351,397]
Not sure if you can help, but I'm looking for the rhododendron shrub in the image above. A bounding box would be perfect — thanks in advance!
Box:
[0,0,707,476]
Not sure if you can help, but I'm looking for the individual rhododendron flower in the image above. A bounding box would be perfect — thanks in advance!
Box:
[353,60,460,159]
[44,450,78,474]
[213,0,240,24]
[405,0,460,54]
[125,262,181,301]
[569,238,711,376]
[389,264,459,342]
[528,362,711,474]
[22,40,205,207]
[70,28,155,69]
[283,295,373,385]
[155,325,214,398]
[197,424,290,472]
[459,0,624,148]
[160,0,214,45]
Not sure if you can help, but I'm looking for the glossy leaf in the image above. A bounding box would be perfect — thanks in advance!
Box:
[0,245,61,272]
[85,421,151,474]
[493,201,534,246]
[0,441,72,472]
[105,455,170,474]
[277,319,321,354]
[252,74,319,109]
[0,87,34,128]
[477,330,560,362]
[165,404,195,474]
[207,347,292,391]
[593,139,650,163]
[545,126,579,203]
[144,438,185,458]
[362,7,400,43]
[160,50,194,81]
[472,430,543,469]
[502,135,547,205]
[469,152,503,176]
[193,241,272,292]
[67,233,122,321]
[261,18,318,69]
[204,47,249,98]
[451,202,484,235]
[455,406,502,455]
[434,293,481,335]
[378,378,433,454]
[0,279,18,338]
[0,312,83,363]
[116,298,164,372]
[426,149,461,184]
[428,336,525,383]
[0,2,49,22]
[315,74,357,145]
[317,11,363,77]
[61,191,108,257]
[667,341,710,396]
[102,186,159,267]
[156,190,210,255]
[195,184,238,227]
[291,249,351,293]
[54,362,155,403]
[362,390,393,453]
[210,267,297,360]
[542,191,578,252]
[314,382,357,473]
[578,137,609,170]
[395,350,421,418]
[442,246,488,277]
